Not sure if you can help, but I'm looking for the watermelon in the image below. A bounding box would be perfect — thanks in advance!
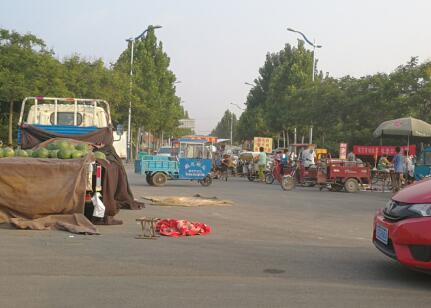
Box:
[26,149,33,157]
[0,149,4,158]
[49,149,60,158]
[37,148,49,158]
[75,143,88,153]
[3,147,15,157]
[57,141,70,151]
[58,149,72,159]
[94,151,106,160]
[16,149,29,157]
[71,150,83,159]
[47,143,59,150]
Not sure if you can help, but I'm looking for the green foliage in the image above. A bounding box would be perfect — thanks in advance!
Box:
[0,27,187,145]
[210,110,238,142]
[114,28,184,137]
[232,39,431,152]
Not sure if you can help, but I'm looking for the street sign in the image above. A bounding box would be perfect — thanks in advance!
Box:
[253,137,273,153]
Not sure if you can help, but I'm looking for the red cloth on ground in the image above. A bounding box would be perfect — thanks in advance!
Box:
[156,219,211,237]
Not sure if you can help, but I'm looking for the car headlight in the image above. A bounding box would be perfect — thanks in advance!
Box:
[408,204,431,216]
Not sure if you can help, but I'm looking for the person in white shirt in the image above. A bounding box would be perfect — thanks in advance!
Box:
[302,148,316,168]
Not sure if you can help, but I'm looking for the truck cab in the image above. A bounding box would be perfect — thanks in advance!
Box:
[26,103,108,127]
[18,97,112,140]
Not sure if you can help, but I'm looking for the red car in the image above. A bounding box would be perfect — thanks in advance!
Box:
[373,178,431,271]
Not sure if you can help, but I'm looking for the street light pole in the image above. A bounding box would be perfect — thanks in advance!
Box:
[127,39,134,163]
[230,111,233,146]
[230,102,244,111]
[126,25,162,162]
[287,27,322,82]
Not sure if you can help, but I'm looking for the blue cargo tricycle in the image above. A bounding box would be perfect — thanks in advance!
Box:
[414,147,431,180]
[135,138,213,187]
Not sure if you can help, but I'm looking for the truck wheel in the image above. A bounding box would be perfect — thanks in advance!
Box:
[281,175,295,191]
[152,172,167,187]
[344,178,359,193]
[199,175,212,187]
[146,174,154,186]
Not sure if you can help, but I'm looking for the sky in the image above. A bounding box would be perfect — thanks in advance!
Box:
[1,0,430,134]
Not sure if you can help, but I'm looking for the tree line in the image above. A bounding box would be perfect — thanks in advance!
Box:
[212,41,431,152]
[0,28,189,145]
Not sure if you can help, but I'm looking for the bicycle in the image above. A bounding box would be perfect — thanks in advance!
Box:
[280,161,299,191]
[371,168,393,191]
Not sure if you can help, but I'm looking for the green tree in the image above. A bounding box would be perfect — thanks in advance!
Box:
[114,28,183,143]
[210,110,238,142]
[0,29,69,144]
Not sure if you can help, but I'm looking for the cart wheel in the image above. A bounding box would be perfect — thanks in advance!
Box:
[146,174,154,186]
[344,178,359,193]
[247,175,255,182]
[265,173,275,184]
[200,175,212,187]
[281,175,295,191]
[152,172,167,187]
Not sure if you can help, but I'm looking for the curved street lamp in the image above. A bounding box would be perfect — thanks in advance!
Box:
[126,25,162,162]
[230,102,244,111]
[287,27,322,82]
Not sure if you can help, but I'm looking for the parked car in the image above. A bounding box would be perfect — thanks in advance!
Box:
[373,178,431,272]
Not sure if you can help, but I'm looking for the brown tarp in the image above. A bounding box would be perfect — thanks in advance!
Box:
[0,156,98,234]
[20,124,144,214]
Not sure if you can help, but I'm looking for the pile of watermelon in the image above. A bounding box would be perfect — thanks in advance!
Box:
[0,141,106,160]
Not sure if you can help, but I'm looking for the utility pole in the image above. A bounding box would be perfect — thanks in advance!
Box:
[8,101,13,146]
[230,111,233,146]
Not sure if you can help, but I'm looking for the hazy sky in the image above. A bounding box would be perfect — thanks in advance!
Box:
[1,0,430,134]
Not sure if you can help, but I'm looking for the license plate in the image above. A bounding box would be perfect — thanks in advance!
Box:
[376,224,388,245]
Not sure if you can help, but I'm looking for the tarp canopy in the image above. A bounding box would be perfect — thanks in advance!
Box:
[373,117,431,138]
[20,125,144,214]
[0,156,98,234]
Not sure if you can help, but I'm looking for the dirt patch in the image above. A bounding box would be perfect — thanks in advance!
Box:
[142,194,233,207]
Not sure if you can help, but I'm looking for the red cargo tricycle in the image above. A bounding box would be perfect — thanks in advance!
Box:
[316,159,371,193]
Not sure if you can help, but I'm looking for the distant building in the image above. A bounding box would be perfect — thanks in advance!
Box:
[179,118,195,132]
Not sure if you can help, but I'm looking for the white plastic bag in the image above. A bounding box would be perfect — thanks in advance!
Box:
[91,192,105,218]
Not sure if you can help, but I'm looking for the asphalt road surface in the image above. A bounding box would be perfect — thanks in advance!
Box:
[1,169,431,308]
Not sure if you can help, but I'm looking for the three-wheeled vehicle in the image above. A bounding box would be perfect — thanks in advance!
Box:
[239,151,260,181]
[135,138,213,187]
[414,147,431,180]
[316,159,371,193]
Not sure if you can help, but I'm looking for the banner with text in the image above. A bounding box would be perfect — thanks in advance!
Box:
[253,137,273,153]
[353,145,416,157]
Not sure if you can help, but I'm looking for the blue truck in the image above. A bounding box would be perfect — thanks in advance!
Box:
[17,96,118,198]
[135,138,213,187]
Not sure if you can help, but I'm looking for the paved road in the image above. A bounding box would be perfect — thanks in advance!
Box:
[1,169,431,307]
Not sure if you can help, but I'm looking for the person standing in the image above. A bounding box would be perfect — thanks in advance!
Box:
[392,147,405,191]
[404,150,414,183]
[302,148,316,168]
[257,146,267,182]
[347,150,356,161]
